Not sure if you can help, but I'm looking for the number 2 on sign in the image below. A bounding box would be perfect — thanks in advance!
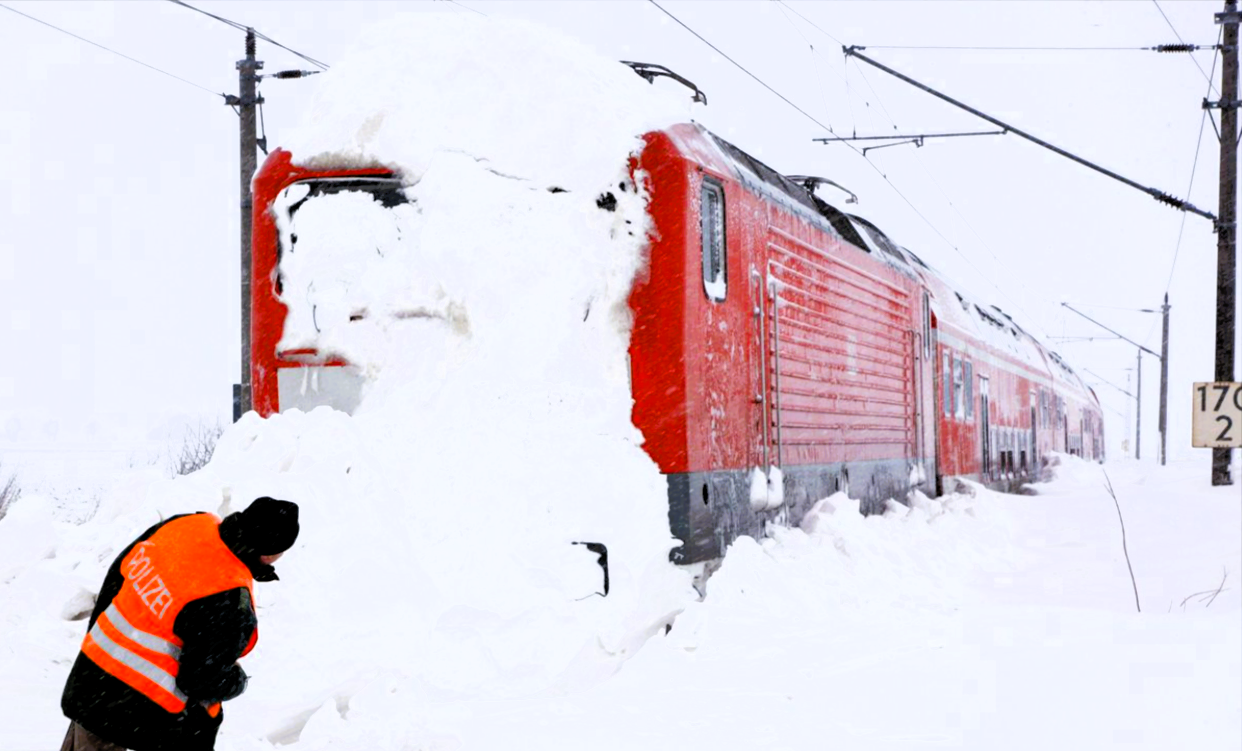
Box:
[1194,382,1242,447]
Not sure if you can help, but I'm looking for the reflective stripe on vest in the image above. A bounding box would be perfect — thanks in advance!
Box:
[81,514,255,715]
[98,602,182,660]
[84,604,188,713]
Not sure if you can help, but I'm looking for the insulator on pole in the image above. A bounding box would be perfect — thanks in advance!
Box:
[1154,43,1203,53]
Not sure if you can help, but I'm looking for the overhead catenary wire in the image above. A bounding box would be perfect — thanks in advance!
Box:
[858,44,1214,51]
[845,46,1217,222]
[844,55,1034,319]
[0,2,224,99]
[771,2,857,138]
[1142,26,1225,350]
[1151,0,1220,97]
[168,0,330,70]
[647,1,834,139]
[773,0,844,46]
[648,0,1037,335]
[442,0,487,16]
[777,8,1048,336]
[1162,26,1224,297]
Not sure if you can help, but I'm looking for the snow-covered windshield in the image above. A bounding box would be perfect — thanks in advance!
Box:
[272,176,431,357]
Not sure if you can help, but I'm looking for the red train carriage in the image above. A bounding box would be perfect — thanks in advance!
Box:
[629,125,935,562]
[918,265,1103,492]
[249,121,1101,565]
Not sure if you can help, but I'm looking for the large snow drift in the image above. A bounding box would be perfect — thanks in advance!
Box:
[3,12,702,747]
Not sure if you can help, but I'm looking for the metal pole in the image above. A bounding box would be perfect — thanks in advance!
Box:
[1212,1,1238,485]
[234,29,262,421]
[1159,294,1170,466]
[1136,348,1142,461]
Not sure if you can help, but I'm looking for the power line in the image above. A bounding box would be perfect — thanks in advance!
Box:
[653,0,1044,338]
[773,0,843,46]
[771,0,849,135]
[1162,26,1224,297]
[442,0,486,16]
[1151,0,1220,96]
[0,2,223,99]
[859,44,1209,51]
[771,5,1051,336]
[848,52,1050,337]
[648,1,833,138]
[846,46,1216,222]
[168,0,330,70]
[1072,303,1163,313]
[648,1,997,289]
[168,0,247,31]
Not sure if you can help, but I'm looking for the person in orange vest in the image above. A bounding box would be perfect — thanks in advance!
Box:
[59,497,300,751]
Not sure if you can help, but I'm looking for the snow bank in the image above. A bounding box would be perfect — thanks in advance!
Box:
[3,13,699,748]
[284,13,689,193]
[231,12,701,737]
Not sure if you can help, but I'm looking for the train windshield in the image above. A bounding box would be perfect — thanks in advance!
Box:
[271,176,415,348]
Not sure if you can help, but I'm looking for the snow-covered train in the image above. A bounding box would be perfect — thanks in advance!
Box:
[249,121,1102,565]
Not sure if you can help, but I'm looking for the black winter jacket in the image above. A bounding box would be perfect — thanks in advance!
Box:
[61,513,265,751]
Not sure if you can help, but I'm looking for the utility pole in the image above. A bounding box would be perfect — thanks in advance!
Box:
[229,29,263,421]
[1159,294,1170,466]
[1212,1,1238,485]
[1136,348,1143,461]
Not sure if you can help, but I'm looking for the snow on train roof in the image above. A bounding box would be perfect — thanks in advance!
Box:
[663,124,923,281]
[899,241,1092,400]
[283,13,687,192]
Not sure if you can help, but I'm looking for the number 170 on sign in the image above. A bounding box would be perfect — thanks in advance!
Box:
[1192,382,1242,448]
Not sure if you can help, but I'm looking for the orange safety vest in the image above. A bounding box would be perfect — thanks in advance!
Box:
[81,514,258,717]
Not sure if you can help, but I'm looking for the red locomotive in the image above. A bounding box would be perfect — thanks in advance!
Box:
[250,121,1102,565]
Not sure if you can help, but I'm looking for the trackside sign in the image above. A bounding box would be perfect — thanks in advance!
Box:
[1192,382,1242,448]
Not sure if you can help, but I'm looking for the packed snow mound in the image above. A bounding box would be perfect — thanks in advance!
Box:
[0,13,700,748]
[284,13,690,192]
[258,11,702,719]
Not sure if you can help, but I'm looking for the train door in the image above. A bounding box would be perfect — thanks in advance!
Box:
[931,322,944,496]
[697,174,749,475]
[979,376,991,481]
[1030,395,1038,473]
[915,292,935,491]
[751,261,771,473]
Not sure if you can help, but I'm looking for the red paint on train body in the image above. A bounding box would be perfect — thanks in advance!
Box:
[249,122,1101,563]
[250,150,391,417]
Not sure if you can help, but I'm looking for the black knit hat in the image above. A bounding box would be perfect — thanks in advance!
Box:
[237,497,300,555]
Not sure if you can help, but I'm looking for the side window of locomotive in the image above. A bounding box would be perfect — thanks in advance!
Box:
[701,178,726,302]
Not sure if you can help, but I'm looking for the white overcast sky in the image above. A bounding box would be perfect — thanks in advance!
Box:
[0,0,1235,470]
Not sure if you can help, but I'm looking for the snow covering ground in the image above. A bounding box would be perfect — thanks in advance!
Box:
[2,455,1239,750]
[1,13,1239,751]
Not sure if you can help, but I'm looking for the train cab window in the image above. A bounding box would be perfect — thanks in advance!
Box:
[964,362,974,419]
[952,357,964,418]
[701,178,726,302]
[942,352,952,416]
